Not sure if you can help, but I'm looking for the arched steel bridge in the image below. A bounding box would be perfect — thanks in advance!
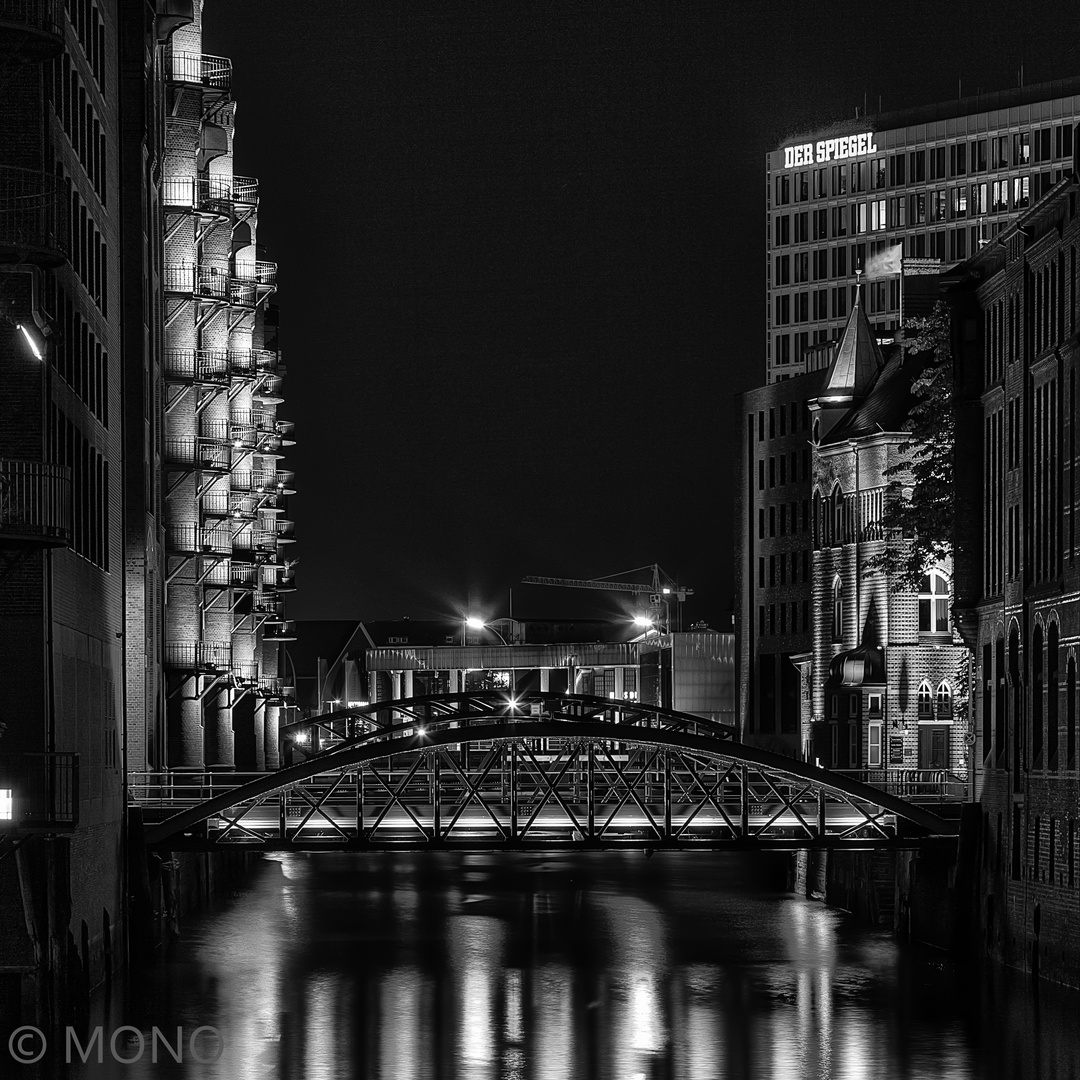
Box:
[129,692,961,851]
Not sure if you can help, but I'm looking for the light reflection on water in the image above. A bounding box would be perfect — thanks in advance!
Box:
[69,850,1080,1080]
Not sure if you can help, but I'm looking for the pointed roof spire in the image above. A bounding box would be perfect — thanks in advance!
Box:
[818,279,884,402]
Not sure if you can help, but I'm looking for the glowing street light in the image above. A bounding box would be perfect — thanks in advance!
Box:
[463,617,509,645]
[17,322,45,361]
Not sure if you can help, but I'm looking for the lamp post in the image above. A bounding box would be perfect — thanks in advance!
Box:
[463,617,516,792]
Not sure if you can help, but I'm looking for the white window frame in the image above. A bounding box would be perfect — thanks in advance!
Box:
[868,722,883,767]
[0,789,11,820]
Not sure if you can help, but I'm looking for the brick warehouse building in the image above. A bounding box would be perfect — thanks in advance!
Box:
[947,171,1080,986]
[739,78,1080,748]
[801,292,969,786]
[1,0,295,1025]
[159,3,294,772]
[765,77,1080,384]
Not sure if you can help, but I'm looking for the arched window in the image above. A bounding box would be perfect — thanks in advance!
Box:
[918,571,950,633]
[1047,623,1059,768]
[1067,656,1076,770]
[936,681,953,718]
[812,490,821,548]
[832,577,843,641]
[917,681,933,718]
[1032,623,1044,764]
[832,484,844,546]
[813,418,820,444]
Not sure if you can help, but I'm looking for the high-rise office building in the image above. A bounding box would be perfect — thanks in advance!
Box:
[739,79,1080,746]
[765,77,1080,383]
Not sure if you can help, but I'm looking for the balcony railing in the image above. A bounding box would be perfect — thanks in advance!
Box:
[164,436,231,472]
[166,50,232,90]
[161,175,234,215]
[232,260,277,287]
[165,523,232,555]
[0,0,63,58]
[0,459,70,547]
[250,469,294,494]
[252,592,284,618]
[164,640,231,672]
[263,621,296,642]
[201,557,231,587]
[232,176,258,206]
[254,373,284,400]
[231,562,259,589]
[163,263,230,302]
[233,528,277,553]
[232,660,259,685]
[0,752,78,831]
[163,348,230,384]
[258,677,296,704]
[0,166,68,265]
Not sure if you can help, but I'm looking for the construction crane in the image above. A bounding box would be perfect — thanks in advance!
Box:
[520,564,693,632]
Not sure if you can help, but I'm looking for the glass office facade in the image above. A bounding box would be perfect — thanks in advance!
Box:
[765,80,1080,382]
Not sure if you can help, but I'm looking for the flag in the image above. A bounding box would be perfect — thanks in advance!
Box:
[863,243,903,280]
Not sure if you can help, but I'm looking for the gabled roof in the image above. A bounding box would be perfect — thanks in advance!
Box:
[817,288,883,403]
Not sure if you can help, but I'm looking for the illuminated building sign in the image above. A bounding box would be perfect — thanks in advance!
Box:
[783,133,879,169]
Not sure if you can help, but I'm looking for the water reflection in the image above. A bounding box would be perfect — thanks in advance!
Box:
[67,850,1080,1080]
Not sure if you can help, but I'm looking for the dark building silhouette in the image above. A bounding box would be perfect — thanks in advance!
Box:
[948,169,1080,986]
[0,0,294,1023]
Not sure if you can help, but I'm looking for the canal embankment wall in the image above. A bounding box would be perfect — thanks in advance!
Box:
[792,802,1080,990]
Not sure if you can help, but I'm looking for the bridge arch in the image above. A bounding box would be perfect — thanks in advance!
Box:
[135,695,960,851]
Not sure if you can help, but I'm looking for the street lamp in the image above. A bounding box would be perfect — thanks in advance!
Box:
[464,616,509,646]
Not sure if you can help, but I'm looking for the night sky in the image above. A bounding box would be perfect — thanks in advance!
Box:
[203,1,1080,628]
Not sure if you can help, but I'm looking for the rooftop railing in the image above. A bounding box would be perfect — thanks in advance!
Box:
[0,166,68,265]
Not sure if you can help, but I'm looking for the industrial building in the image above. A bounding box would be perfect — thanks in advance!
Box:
[0,0,294,1023]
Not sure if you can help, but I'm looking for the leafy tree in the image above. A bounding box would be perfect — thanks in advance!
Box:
[864,301,954,590]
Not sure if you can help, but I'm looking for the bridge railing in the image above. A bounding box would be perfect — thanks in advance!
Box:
[832,768,967,802]
[282,692,736,755]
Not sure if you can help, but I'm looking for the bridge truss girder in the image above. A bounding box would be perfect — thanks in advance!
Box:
[137,714,961,852]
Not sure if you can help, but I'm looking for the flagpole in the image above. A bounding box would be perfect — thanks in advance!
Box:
[899,256,904,331]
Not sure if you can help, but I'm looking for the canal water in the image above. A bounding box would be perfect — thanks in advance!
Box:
[69,851,1077,1079]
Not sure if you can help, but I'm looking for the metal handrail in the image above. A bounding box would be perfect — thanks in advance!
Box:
[0,752,78,830]
[0,0,63,38]
[833,768,967,802]
[161,175,233,212]
[0,166,68,262]
[0,459,71,545]
[166,50,232,90]
[164,641,232,671]
[163,348,230,383]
